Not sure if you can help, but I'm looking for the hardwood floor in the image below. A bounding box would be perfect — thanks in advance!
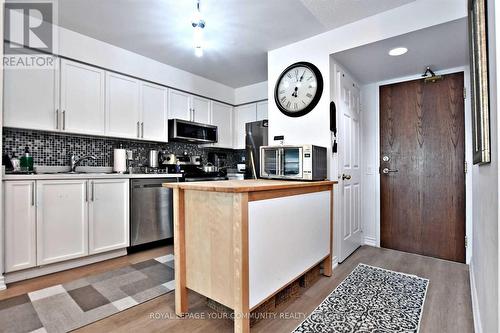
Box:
[0,245,473,333]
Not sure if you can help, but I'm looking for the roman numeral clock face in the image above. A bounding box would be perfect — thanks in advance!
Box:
[274,62,323,117]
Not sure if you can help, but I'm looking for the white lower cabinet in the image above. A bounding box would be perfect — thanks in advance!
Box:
[89,179,130,254]
[4,181,37,273]
[36,180,89,266]
[3,178,131,269]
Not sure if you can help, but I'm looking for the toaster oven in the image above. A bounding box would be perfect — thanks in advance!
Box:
[259,145,327,181]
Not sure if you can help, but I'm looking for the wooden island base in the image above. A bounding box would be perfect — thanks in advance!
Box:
[164,179,336,333]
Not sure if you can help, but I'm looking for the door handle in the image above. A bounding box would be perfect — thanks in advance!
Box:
[382,168,398,174]
[31,182,35,206]
[342,174,352,180]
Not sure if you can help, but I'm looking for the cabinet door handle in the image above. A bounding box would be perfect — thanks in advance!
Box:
[31,182,35,206]
[62,110,66,130]
[141,122,144,138]
[91,181,95,201]
[55,109,59,129]
[85,182,88,202]
[137,121,140,138]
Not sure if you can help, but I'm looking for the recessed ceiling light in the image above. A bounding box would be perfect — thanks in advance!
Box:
[389,47,408,56]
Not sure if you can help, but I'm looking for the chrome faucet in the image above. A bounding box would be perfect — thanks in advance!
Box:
[70,154,97,173]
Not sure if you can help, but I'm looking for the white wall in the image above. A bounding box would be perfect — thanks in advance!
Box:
[359,66,473,262]
[0,0,5,290]
[234,81,268,105]
[267,0,467,264]
[58,27,236,105]
[470,0,499,332]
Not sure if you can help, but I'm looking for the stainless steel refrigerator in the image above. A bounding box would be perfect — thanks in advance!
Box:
[245,120,268,179]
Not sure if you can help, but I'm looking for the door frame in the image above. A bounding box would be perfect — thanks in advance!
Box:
[372,66,473,263]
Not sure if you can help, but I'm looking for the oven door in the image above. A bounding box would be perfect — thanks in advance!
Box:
[261,148,280,178]
[281,147,303,179]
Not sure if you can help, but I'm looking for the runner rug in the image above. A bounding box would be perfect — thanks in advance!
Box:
[292,263,429,333]
[0,254,175,333]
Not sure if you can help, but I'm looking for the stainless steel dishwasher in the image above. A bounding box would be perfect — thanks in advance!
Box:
[130,178,178,247]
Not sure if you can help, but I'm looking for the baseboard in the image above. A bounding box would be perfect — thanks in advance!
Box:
[364,236,377,247]
[5,249,127,284]
[469,262,483,333]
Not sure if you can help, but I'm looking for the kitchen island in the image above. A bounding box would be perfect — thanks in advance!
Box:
[163,179,336,333]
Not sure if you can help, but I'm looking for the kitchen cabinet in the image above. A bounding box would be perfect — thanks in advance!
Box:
[234,104,257,149]
[141,82,168,141]
[36,180,88,266]
[105,72,141,138]
[191,96,211,123]
[211,101,233,148]
[4,181,37,273]
[168,89,191,121]
[256,101,268,120]
[3,56,59,131]
[88,179,129,254]
[60,59,106,135]
[168,90,211,124]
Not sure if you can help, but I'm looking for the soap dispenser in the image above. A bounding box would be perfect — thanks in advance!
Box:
[19,146,34,172]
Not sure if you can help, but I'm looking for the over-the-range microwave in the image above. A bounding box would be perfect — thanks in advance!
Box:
[168,119,218,144]
[259,145,327,181]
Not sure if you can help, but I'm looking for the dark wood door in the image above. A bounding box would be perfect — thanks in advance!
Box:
[380,72,466,263]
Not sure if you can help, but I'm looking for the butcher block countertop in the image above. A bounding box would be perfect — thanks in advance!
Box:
[162,179,336,193]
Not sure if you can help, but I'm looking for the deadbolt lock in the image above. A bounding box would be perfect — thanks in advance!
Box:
[382,155,390,162]
[342,174,352,180]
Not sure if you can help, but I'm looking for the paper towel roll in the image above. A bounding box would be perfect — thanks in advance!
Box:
[113,149,127,173]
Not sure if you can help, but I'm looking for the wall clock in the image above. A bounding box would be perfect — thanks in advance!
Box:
[274,61,323,117]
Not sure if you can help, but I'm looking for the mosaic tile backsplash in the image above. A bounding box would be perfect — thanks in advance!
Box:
[2,128,246,168]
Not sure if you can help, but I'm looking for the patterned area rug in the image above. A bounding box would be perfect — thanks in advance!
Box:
[293,264,429,333]
[0,254,175,333]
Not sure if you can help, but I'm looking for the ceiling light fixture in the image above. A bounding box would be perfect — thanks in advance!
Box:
[192,0,205,57]
[388,47,408,56]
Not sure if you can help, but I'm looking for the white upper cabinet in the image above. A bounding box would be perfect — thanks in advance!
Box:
[36,180,88,266]
[256,101,268,120]
[211,102,233,148]
[168,90,211,124]
[88,179,129,255]
[192,96,211,124]
[3,57,59,131]
[60,59,106,135]
[168,89,191,121]
[4,181,37,273]
[105,72,141,139]
[234,104,257,149]
[140,82,168,142]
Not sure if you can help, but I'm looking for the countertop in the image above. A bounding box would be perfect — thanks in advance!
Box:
[162,179,336,193]
[3,172,183,180]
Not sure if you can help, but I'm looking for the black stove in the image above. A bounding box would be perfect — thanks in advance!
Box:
[161,164,228,182]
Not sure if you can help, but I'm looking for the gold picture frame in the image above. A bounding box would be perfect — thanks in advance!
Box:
[469,0,491,164]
